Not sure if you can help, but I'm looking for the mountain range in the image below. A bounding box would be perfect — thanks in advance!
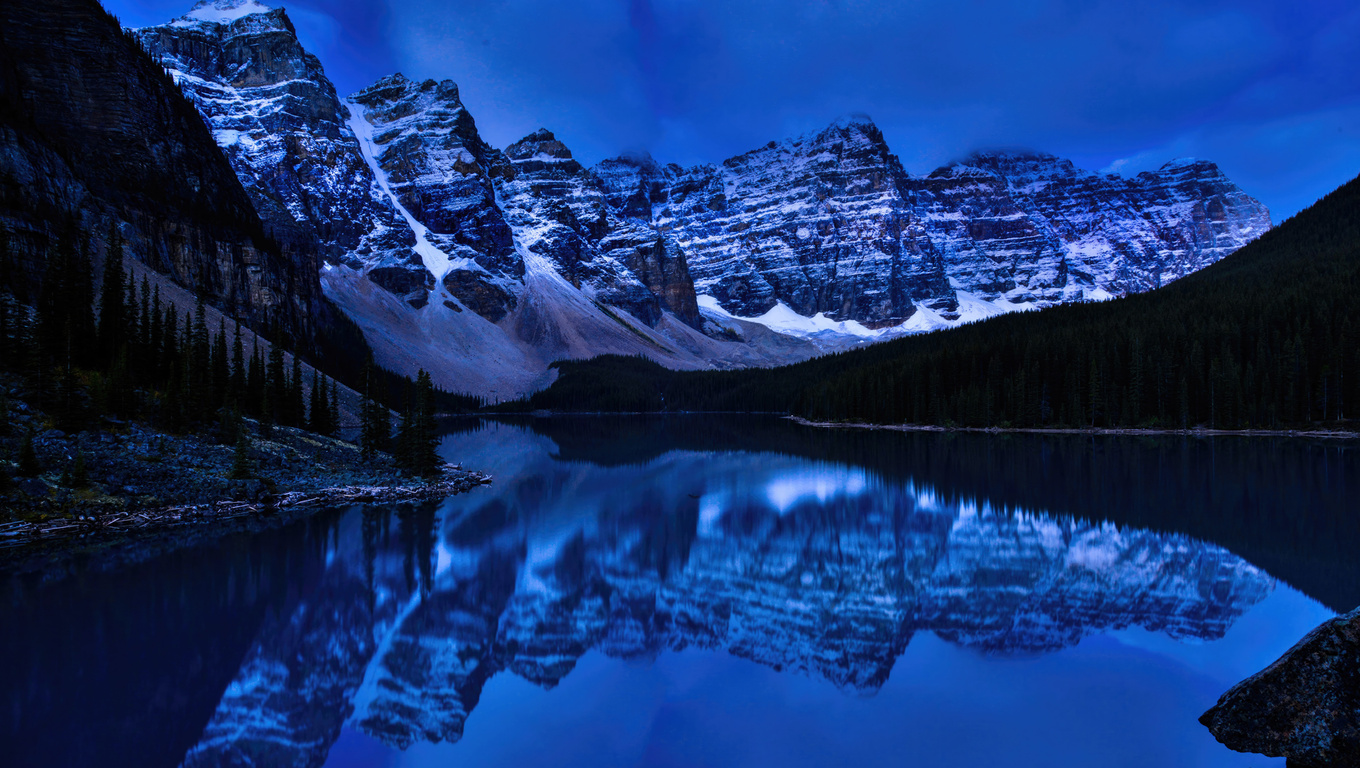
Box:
[130,0,1270,400]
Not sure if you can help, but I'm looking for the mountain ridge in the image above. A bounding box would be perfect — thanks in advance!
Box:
[133,0,1271,399]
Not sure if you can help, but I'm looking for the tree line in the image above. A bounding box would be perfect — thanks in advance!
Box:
[512,172,1360,431]
[0,222,452,477]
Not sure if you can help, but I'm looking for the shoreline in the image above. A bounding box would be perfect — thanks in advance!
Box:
[0,468,492,575]
[467,411,1360,439]
[786,416,1360,439]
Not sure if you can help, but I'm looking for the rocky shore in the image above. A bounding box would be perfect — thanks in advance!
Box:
[1201,607,1360,766]
[0,392,492,574]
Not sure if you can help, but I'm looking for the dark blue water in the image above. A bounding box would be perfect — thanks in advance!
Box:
[3,416,1356,768]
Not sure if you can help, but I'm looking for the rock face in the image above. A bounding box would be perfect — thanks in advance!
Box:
[1200,607,1360,767]
[600,131,1270,324]
[0,0,321,344]
[132,0,1271,396]
[347,74,520,312]
[494,128,701,326]
[133,1,416,282]
[606,116,954,324]
[905,151,1272,309]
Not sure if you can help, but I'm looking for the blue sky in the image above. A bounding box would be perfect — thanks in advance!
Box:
[105,0,1359,221]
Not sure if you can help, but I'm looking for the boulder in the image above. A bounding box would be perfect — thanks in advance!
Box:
[1200,607,1360,767]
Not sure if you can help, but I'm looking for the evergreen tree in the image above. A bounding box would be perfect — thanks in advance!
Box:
[217,403,241,446]
[191,299,209,418]
[289,356,305,429]
[138,277,152,366]
[63,451,89,489]
[411,370,440,476]
[149,286,163,383]
[328,378,341,436]
[37,225,81,368]
[228,431,254,480]
[17,430,40,477]
[394,383,415,471]
[210,319,229,410]
[230,322,245,405]
[308,369,326,434]
[69,237,97,368]
[246,338,265,416]
[107,347,134,420]
[54,359,85,432]
[267,343,286,426]
[359,358,389,460]
[98,225,126,364]
[259,383,275,439]
[161,305,178,388]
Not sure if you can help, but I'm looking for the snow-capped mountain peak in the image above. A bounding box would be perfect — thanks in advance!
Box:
[177,0,273,26]
[136,1,1272,400]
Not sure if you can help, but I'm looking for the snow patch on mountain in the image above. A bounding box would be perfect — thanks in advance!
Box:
[344,99,465,283]
[176,0,272,26]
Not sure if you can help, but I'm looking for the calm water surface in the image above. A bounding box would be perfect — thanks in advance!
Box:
[3,416,1357,768]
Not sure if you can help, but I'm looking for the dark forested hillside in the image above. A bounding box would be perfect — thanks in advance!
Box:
[0,0,329,350]
[516,172,1360,430]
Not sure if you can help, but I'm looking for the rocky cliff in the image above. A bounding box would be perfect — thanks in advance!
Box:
[133,0,1270,397]
[0,0,322,345]
[598,127,1270,326]
[134,0,413,276]
[347,74,518,311]
[603,116,954,325]
[904,151,1272,311]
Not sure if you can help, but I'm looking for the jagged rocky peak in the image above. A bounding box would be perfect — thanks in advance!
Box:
[504,128,582,174]
[952,149,1078,179]
[494,128,668,323]
[348,73,518,283]
[907,147,1272,307]
[135,0,414,270]
[0,0,323,342]
[592,152,675,219]
[176,0,274,26]
[652,114,953,324]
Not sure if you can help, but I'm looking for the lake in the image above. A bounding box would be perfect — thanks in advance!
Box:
[3,415,1356,768]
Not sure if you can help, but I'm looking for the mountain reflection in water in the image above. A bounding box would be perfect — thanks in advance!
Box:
[3,416,1352,768]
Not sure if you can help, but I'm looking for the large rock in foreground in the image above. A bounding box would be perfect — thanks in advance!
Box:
[1200,607,1360,767]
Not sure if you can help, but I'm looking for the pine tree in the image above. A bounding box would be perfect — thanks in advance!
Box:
[69,237,97,369]
[411,369,441,476]
[161,305,178,389]
[17,430,40,477]
[98,226,126,364]
[211,318,229,410]
[359,359,389,460]
[65,451,89,489]
[138,277,152,367]
[149,286,163,383]
[289,356,305,429]
[246,338,265,417]
[328,378,340,436]
[267,343,286,426]
[228,430,254,480]
[308,369,325,434]
[230,322,245,406]
[394,383,415,472]
[190,299,209,418]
